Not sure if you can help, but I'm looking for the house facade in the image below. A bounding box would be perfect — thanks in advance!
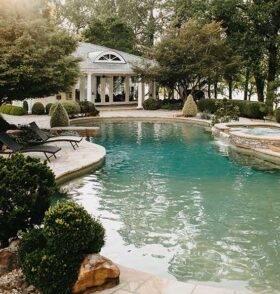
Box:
[22,42,156,110]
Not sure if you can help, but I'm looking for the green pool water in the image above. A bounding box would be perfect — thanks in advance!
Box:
[67,122,280,292]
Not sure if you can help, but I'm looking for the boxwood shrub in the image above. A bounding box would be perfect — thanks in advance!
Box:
[197,99,218,114]
[50,103,69,127]
[32,102,45,115]
[19,228,81,294]
[19,201,105,294]
[49,101,81,118]
[45,103,53,114]
[44,201,105,256]
[143,98,161,110]
[79,101,99,116]
[275,108,280,123]
[0,153,56,247]
[243,101,264,119]
[0,104,25,116]
[23,101,29,114]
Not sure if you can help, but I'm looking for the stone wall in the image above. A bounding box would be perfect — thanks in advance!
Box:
[212,126,280,149]
[229,133,280,149]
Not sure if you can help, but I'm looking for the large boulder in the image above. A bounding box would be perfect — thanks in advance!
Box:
[0,240,19,276]
[72,254,120,294]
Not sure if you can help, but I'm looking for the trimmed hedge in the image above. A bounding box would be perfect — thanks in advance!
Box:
[49,101,81,118]
[197,99,218,114]
[32,102,45,115]
[197,99,267,119]
[275,108,280,123]
[160,99,183,110]
[0,104,25,116]
[143,98,161,110]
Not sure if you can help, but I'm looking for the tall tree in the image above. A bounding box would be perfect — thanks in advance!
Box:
[51,0,96,33]
[209,0,280,105]
[0,0,81,104]
[83,17,137,54]
[134,21,239,99]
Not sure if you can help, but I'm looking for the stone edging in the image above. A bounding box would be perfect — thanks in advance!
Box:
[50,140,106,185]
[70,116,212,127]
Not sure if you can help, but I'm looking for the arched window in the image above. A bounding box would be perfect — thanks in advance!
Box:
[94,51,126,64]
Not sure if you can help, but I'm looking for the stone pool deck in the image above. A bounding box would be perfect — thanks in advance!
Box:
[102,265,253,294]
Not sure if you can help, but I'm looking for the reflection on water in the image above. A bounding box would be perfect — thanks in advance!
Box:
[64,122,280,292]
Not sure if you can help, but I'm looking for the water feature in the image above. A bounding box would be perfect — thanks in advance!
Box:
[66,122,280,292]
[230,127,280,137]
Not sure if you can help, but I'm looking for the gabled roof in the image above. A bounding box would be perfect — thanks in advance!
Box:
[74,42,145,74]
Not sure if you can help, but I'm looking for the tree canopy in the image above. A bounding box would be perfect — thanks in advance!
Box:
[0,0,81,104]
[83,17,137,54]
[134,21,240,99]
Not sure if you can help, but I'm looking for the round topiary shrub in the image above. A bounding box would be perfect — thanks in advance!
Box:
[44,201,105,255]
[79,101,99,116]
[275,108,280,123]
[23,101,29,114]
[50,103,70,128]
[49,101,81,118]
[31,102,45,115]
[19,230,80,294]
[61,101,81,118]
[143,98,161,110]
[0,153,56,248]
[45,103,53,115]
[19,201,105,294]
[182,94,198,117]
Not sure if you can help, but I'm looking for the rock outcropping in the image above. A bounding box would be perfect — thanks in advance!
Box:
[0,241,19,277]
[72,254,120,294]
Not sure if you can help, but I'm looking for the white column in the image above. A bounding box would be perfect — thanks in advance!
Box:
[80,76,85,101]
[101,77,106,104]
[92,75,97,103]
[137,81,144,109]
[153,81,157,99]
[71,87,75,101]
[87,73,92,101]
[125,76,130,103]
[109,76,114,104]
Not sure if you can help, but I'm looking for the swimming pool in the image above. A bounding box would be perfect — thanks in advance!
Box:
[66,122,280,292]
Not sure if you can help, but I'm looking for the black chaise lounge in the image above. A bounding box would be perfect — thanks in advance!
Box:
[29,122,83,150]
[0,133,61,162]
